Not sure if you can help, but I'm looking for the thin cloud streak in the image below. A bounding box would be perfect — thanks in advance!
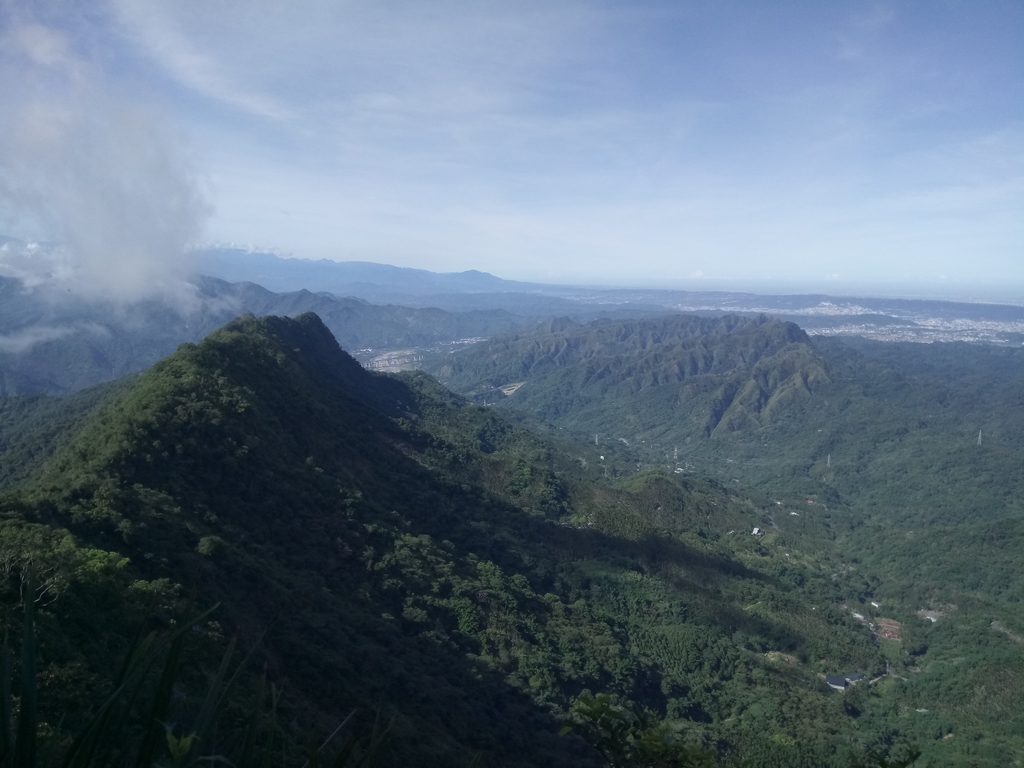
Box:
[111,0,296,121]
[0,323,108,355]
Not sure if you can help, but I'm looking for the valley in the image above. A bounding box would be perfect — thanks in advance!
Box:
[0,313,895,766]
[0,263,1022,766]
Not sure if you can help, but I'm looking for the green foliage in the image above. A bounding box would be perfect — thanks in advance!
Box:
[0,592,394,768]
[428,313,1024,765]
[0,380,132,492]
[0,312,1019,765]
[562,693,716,768]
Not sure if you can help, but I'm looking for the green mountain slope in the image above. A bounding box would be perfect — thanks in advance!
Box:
[0,377,134,491]
[430,314,831,438]
[428,314,1024,512]
[428,313,1024,764]
[0,313,944,767]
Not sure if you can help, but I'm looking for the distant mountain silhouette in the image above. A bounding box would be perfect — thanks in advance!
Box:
[0,274,527,395]
[196,247,543,296]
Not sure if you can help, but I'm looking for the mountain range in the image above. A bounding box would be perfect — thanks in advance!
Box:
[3,241,1022,399]
[0,274,522,396]
[0,312,886,766]
[1,310,1022,765]
[195,248,1024,343]
[2,241,1024,764]
[423,311,1024,763]
[427,312,1024,531]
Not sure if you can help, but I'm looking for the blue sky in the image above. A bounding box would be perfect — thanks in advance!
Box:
[1,0,1022,294]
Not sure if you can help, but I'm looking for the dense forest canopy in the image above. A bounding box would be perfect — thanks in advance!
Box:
[427,312,1024,764]
[0,312,1021,766]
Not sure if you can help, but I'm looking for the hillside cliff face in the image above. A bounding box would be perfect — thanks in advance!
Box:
[431,313,831,437]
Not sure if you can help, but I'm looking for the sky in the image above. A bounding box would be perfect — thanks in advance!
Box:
[0,0,1022,297]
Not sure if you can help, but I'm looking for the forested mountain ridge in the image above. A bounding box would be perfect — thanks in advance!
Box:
[0,313,958,766]
[430,313,831,436]
[427,313,1024,511]
[0,271,674,398]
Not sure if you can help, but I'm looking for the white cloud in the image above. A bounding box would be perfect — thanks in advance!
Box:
[0,9,210,308]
